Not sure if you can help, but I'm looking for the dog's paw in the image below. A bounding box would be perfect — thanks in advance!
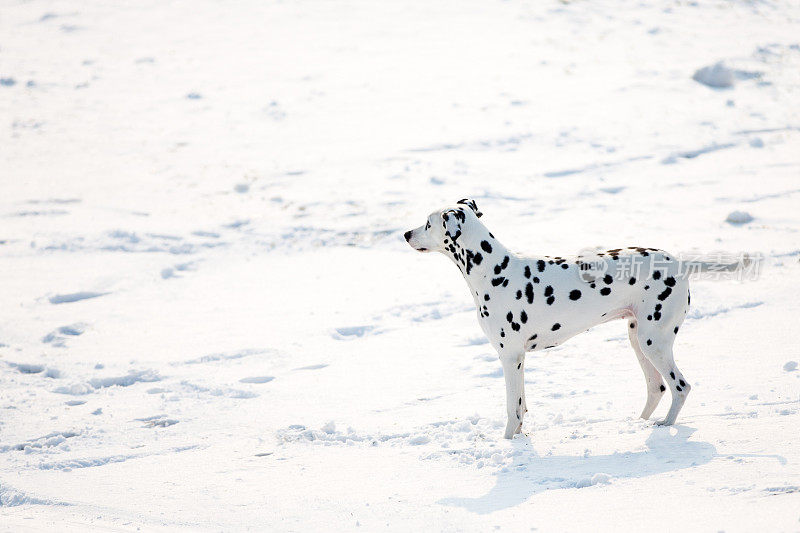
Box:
[654,419,673,427]
[503,422,523,438]
[504,420,522,439]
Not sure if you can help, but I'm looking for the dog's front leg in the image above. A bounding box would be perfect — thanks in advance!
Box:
[500,353,525,439]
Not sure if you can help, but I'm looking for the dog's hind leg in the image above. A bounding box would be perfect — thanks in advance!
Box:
[500,353,525,439]
[519,358,528,418]
[628,318,665,419]
[636,330,690,426]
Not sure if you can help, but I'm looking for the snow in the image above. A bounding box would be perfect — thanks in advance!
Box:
[1,0,800,530]
[693,62,736,89]
[725,210,755,225]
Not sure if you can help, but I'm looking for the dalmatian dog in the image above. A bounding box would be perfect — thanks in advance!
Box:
[405,199,744,439]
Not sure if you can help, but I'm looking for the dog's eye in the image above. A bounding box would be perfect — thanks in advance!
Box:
[425,221,431,230]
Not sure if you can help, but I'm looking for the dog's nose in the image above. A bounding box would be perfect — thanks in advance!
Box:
[404,230,412,242]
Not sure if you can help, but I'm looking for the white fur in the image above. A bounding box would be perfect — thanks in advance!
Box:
[406,200,697,439]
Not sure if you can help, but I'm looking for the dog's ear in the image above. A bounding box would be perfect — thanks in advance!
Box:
[457,198,482,218]
[442,209,463,241]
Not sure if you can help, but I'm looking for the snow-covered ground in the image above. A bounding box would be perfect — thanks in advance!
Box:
[2,0,800,530]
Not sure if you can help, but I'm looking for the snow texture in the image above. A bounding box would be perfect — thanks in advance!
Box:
[1,0,799,531]
[693,62,736,88]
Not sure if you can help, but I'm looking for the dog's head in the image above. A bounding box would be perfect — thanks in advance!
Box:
[404,198,483,252]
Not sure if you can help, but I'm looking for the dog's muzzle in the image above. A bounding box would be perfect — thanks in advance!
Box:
[404,229,429,252]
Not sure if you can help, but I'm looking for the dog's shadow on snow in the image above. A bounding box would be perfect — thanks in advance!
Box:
[438,425,783,514]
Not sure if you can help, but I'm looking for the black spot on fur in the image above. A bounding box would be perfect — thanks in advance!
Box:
[518,397,522,405]
[517,362,521,370]
[569,289,581,300]
[603,274,613,284]
[502,279,508,287]
[520,311,527,323]
[630,323,636,329]
[657,287,672,301]
[600,287,611,296]
[561,264,569,269]
[644,285,649,290]
[533,276,540,283]
[679,379,686,387]
[524,266,531,278]
[629,277,636,285]
[500,329,505,338]
[660,384,666,392]
[546,296,555,305]
[676,386,682,392]
[506,312,513,323]
[484,294,490,301]
[528,334,537,341]
[525,283,534,304]
[481,240,492,253]
[511,322,520,331]
[473,253,483,265]
[653,271,661,280]
[670,371,675,380]
[646,339,652,345]
[551,323,561,331]
[493,256,509,275]
[492,277,505,286]
[674,326,679,334]
[537,260,546,272]
[647,315,652,321]
[465,251,474,275]
[653,312,661,321]
[544,286,553,296]
[516,290,522,300]
[664,276,676,287]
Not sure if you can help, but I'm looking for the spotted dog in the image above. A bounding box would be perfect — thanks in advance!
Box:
[405,199,740,439]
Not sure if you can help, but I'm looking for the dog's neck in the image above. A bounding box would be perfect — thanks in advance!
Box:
[440,221,512,298]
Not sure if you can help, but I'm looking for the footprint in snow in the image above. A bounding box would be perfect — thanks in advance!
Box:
[146,419,179,428]
[161,262,196,279]
[136,414,179,428]
[331,326,375,340]
[239,376,275,384]
[293,364,328,371]
[7,362,60,378]
[42,322,87,346]
[192,230,220,238]
[48,291,108,304]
